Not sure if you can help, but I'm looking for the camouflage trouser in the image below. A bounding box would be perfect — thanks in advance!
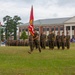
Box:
[66,41,70,49]
[49,41,51,49]
[40,41,43,48]
[29,41,34,52]
[40,41,46,49]
[51,41,54,49]
[49,41,54,49]
[41,40,46,49]
[33,40,41,52]
[56,41,60,49]
[61,42,65,50]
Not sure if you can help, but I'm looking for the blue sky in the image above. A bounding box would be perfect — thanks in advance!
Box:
[0,0,75,24]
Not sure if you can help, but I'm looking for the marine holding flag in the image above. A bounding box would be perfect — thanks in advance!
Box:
[28,6,41,54]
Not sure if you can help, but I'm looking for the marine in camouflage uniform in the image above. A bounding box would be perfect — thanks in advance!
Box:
[56,32,61,49]
[61,32,66,50]
[48,31,52,49]
[33,30,41,52]
[51,31,56,50]
[40,32,46,49]
[48,31,55,50]
[66,32,70,49]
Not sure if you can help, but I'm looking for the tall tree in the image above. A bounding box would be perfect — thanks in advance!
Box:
[3,15,21,40]
[13,15,21,40]
[3,15,12,39]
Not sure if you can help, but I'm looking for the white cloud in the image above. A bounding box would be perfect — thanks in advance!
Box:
[0,0,75,24]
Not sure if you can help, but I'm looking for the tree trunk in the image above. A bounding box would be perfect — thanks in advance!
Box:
[14,26,17,40]
[5,27,8,40]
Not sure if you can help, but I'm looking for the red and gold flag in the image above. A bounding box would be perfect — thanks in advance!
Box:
[28,6,34,36]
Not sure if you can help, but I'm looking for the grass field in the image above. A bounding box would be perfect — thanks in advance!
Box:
[0,44,75,75]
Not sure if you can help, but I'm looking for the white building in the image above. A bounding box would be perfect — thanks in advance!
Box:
[18,16,75,39]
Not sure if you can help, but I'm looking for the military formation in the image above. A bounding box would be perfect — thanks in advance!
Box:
[28,30,70,54]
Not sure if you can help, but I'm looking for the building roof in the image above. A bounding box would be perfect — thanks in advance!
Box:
[19,17,71,27]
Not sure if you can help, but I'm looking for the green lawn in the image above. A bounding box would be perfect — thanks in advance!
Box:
[0,44,75,75]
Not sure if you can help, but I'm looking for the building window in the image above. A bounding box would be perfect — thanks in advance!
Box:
[66,26,70,30]
[26,29,28,31]
[43,27,49,31]
[19,29,21,32]
[47,28,49,31]
[52,28,54,31]
[60,27,63,30]
[35,28,39,31]
[43,27,46,31]
[22,29,24,31]
[72,35,74,38]
[56,27,58,31]
[72,26,75,30]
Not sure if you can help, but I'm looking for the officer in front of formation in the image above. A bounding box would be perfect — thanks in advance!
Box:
[56,32,61,49]
[33,29,41,52]
[66,32,70,49]
[61,32,66,50]
[40,32,46,49]
[28,29,41,54]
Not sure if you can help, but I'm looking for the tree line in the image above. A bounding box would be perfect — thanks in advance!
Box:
[1,15,28,41]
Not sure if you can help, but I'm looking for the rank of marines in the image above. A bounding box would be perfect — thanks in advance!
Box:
[28,29,70,54]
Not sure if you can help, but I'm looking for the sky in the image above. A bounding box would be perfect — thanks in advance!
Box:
[0,0,75,24]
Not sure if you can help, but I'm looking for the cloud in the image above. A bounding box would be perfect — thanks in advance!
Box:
[57,0,75,7]
[0,0,75,24]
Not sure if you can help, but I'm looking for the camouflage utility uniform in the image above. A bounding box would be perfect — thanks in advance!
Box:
[66,33,70,49]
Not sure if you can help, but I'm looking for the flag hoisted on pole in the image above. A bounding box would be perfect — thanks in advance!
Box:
[28,6,34,36]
